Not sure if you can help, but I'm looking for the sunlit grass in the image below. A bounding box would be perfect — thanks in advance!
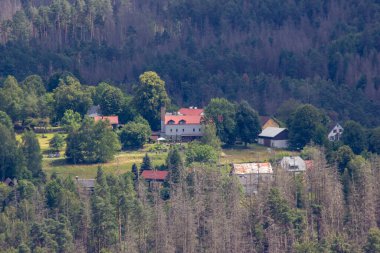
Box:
[32,133,299,179]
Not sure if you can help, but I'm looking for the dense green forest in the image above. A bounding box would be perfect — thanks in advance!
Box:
[0,70,379,252]
[1,147,380,253]
[1,1,380,252]
[0,0,380,126]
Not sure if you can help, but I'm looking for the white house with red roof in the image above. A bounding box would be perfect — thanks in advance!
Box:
[161,107,204,141]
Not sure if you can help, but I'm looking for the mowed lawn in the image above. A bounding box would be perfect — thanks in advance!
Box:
[43,151,167,179]
[19,133,299,179]
[19,133,167,179]
[220,144,299,164]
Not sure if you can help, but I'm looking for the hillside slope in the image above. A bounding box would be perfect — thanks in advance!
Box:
[0,0,379,125]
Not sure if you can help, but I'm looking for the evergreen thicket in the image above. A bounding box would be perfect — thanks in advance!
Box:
[0,150,378,252]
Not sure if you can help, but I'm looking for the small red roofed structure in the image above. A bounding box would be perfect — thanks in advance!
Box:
[141,170,169,181]
[92,116,119,127]
[141,170,169,189]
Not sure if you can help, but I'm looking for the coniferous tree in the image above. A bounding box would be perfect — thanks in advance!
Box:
[91,167,118,252]
[131,163,139,180]
[166,147,184,184]
[140,153,152,173]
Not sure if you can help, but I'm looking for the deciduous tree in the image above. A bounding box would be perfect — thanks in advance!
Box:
[235,101,261,146]
[21,131,44,179]
[132,71,169,130]
[119,119,151,150]
[288,104,328,149]
[342,120,367,154]
[204,98,236,145]
[66,117,121,164]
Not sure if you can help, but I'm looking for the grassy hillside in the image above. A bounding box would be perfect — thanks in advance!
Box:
[32,133,297,178]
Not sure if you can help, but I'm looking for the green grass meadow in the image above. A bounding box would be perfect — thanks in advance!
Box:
[18,133,299,179]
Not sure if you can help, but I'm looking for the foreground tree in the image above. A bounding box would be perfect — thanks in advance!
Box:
[119,119,151,149]
[95,82,126,116]
[66,117,121,164]
[185,142,218,165]
[0,76,24,121]
[140,153,152,172]
[204,98,237,145]
[53,77,93,119]
[49,133,65,152]
[342,120,367,154]
[235,101,261,146]
[0,124,28,180]
[200,123,222,150]
[21,131,44,179]
[132,71,170,130]
[61,109,82,132]
[288,104,328,149]
[166,147,184,184]
[364,228,380,253]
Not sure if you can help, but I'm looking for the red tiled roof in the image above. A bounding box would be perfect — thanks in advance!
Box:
[164,115,202,125]
[93,116,119,125]
[178,108,204,116]
[141,170,169,181]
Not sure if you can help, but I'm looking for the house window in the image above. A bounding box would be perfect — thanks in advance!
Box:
[167,120,175,125]
[179,120,186,125]
[182,129,185,132]
[176,129,178,132]
[199,128,201,132]
[170,129,172,132]
[193,128,195,132]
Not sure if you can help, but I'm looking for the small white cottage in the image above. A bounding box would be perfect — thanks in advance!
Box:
[328,123,344,141]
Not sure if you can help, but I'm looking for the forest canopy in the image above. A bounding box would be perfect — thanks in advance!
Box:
[0,0,379,126]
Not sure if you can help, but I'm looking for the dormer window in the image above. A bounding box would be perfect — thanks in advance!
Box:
[179,119,186,125]
[167,120,175,125]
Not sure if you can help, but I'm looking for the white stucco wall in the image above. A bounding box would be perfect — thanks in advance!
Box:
[257,138,288,148]
[271,140,288,148]
[164,124,203,137]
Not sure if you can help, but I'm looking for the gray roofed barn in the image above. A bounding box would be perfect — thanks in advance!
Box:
[258,127,289,148]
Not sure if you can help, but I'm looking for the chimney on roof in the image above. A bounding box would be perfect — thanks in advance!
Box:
[194,107,197,109]
[190,106,193,109]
